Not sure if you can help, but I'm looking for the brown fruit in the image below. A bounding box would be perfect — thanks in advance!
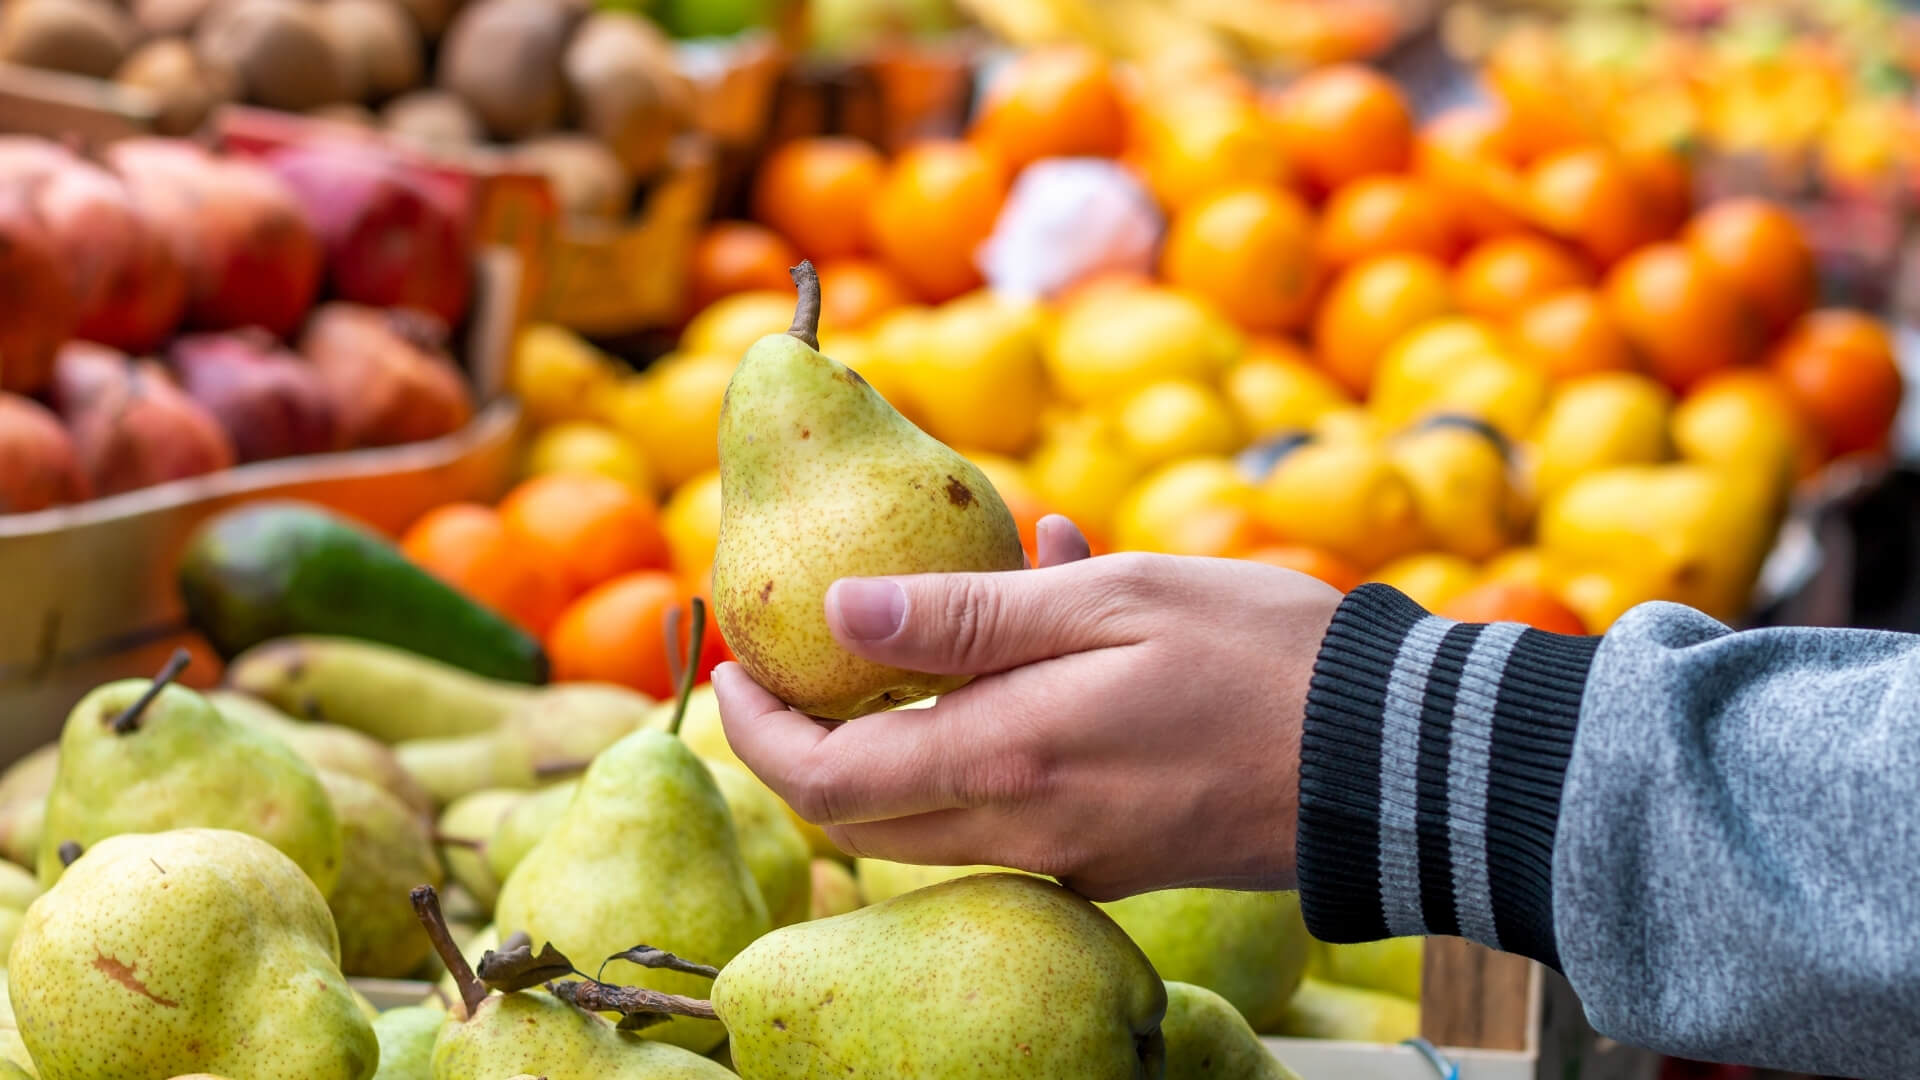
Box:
[115,38,237,136]
[196,0,349,112]
[132,0,219,37]
[53,344,237,495]
[561,11,690,179]
[33,158,188,353]
[436,0,579,140]
[300,303,473,447]
[513,133,633,219]
[393,0,459,40]
[0,0,135,79]
[308,102,380,127]
[0,392,89,513]
[318,0,423,104]
[0,185,78,395]
[381,88,482,149]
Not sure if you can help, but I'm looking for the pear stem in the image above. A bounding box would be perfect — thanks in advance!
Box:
[56,841,83,867]
[787,260,820,350]
[411,885,488,1018]
[550,978,718,1021]
[111,648,191,735]
[662,598,705,738]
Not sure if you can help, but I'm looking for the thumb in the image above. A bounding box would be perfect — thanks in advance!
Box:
[824,559,1123,676]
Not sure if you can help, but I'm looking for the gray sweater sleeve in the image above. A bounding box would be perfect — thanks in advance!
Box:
[1296,584,1920,1077]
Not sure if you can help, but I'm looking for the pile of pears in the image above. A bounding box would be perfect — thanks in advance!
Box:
[0,267,1411,1079]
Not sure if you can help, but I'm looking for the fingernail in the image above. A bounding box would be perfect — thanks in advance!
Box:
[830,578,905,641]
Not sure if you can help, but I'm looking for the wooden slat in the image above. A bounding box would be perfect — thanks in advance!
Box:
[1420,937,1534,1051]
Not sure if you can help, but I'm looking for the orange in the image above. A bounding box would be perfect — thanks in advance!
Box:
[546,572,726,697]
[1525,147,1659,267]
[1314,252,1455,396]
[1482,29,1600,161]
[1453,235,1591,320]
[1161,184,1320,334]
[1129,88,1290,212]
[1440,581,1588,635]
[1767,310,1903,457]
[1270,64,1413,197]
[686,221,800,317]
[751,137,886,262]
[1507,290,1638,380]
[1239,544,1365,592]
[497,472,671,595]
[1316,175,1465,268]
[1604,243,1759,392]
[400,503,571,636]
[1414,106,1531,240]
[868,140,1008,303]
[1621,144,1694,241]
[815,259,911,332]
[1684,198,1815,337]
[970,44,1127,170]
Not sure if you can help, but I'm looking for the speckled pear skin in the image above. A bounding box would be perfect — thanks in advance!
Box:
[8,828,378,1080]
[430,990,736,1080]
[713,307,1026,720]
[36,679,343,897]
[713,873,1167,1079]
[371,1004,447,1080]
[1098,890,1310,1034]
[852,858,1030,903]
[1162,982,1299,1080]
[491,730,770,1053]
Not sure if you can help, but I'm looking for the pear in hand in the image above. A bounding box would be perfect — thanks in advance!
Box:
[36,651,342,895]
[8,828,377,1080]
[1163,981,1301,1080]
[712,261,1025,719]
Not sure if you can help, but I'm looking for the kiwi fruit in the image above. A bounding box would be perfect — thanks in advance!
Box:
[381,87,482,149]
[562,11,691,180]
[0,0,136,79]
[196,0,349,112]
[392,0,459,42]
[318,0,422,104]
[515,133,634,220]
[132,0,219,37]
[115,37,236,135]
[436,0,581,141]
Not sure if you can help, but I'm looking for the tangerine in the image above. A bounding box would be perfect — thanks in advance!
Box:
[1161,184,1320,334]
[1317,175,1465,268]
[751,136,885,262]
[1439,581,1588,635]
[815,259,912,332]
[971,44,1128,170]
[1453,234,1591,320]
[1270,64,1413,197]
[1768,310,1903,457]
[1604,243,1758,392]
[1239,544,1365,592]
[497,472,671,596]
[1507,290,1638,381]
[686,221,801,317]
[1684,198,1816,337]
[400,503,572,635]
[868,140,1008,302]
[1314,252,1456,396]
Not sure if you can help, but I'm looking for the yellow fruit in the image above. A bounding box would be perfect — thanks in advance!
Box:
[1387,421,1522,561]
[1027,413,1143,537]
[1313,938,1424,1003]
[1368,317,1505,431]
[1531,373,1673,496]
[906,292,1049,455]
[682,290,796,357]
[1132,90,1289,211]
[511,323,623,426]
[1114,457,1265,556]
[1109,378,1241,467]
[1222,354,1351,438]
[1552,566,1664,634]
[1482,546,1555,591]
[1312,406,1376,444]
[521,421,655,494]
[662,468,724,577]
[1046,285,1242,404]
[1369,552,1480,610]
[857,306,934,421]
[600,353,736,490]
[1254,440,1424,569]
[1671,371,1817,504]
[958,451,1039,507]
[1415,355,1550,443]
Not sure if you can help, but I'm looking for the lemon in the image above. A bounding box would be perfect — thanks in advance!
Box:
[1109,378,1242,467]
[1482,546,1556,591]
[1369,317,1506,430]
[1223,353,1351,438]
[1027,413,1143,537]
[1415,355,1551,443]
[857,306,935,422]
[521,421,655,494]
[1670,371,1816,504]
[1046,284,1243,404]
[1312,406,1377,444]
[599,353,735,490]
[1253,440,1425,569]
[1113,457,1263,556]
[1531,373,1673,496]
[511,323,623,426]
[1387,421,1523,561]
[905,292,1049,455]
[661,469,724,579]
[682,290,795,357]
[1369,552,1480,610]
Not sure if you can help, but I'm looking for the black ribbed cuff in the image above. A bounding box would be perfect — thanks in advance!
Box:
[1297,584,1598,971]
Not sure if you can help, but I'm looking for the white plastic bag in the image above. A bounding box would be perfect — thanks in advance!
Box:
[977,158,1164,301]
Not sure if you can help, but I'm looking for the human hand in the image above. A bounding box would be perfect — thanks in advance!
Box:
[713,516,1344,900]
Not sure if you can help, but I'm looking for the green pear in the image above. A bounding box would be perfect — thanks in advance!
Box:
[712,261,1026,719]
[36,658,342,895]
[396,684,661,804]
[436,790,529,910]
[854,858,1020,903]
[668,687,837,857]
[228,636,538,743]
[0,745,60,867]
[1098,890,1310,1033]
[1275,978,1420,1042]
[1163,981,1300,1080]
[484,781,577,883]
[9,828,378,1080]
[0,861,40,911]
[210,690,433,815]
[431,990,734,1080]
[1313,938,1422,1002]
[493,730,770,1052]
[0,910,19,960]
[0,1063,27,1080]
[0,973,33,1075]
[318,771,446,977]
[372,1005,448,1080]
[715,873,1165,1078]
[808,858,861,919]
[706,761,810,927]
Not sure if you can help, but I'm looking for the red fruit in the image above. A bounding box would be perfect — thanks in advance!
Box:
[0,392,89,513]
[33,159,187,352]
[299,304,473,447]
[169,330,342,461]
[53,344,236,496]
[267,143,473,328]
[0,136,75,185]
[0,186,78,395]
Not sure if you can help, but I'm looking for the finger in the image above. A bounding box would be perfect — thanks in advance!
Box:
[825,807,1051,875]
[1034,514,1092,568]
[823,558,1131,677]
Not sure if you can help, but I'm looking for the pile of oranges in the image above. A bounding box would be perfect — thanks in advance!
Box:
[480,46,1902,660]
